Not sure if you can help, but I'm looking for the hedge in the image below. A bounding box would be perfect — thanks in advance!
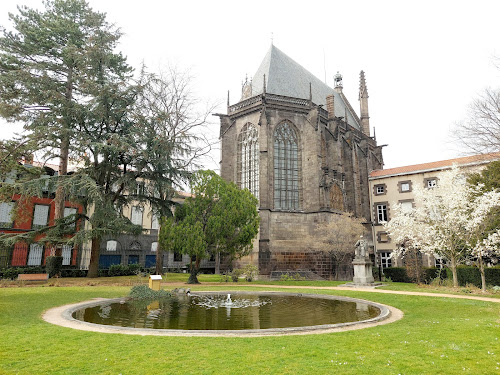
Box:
[383,266,500,287]
[383,267,447,284]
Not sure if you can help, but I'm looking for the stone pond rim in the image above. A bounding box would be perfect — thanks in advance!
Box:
[42,291,404,337]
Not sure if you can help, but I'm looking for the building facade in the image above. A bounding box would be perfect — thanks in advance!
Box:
[369,152,500,269]
[218,45,384,278]
[0,163,83,268]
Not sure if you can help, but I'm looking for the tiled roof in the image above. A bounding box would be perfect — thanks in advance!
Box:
[370,152,500,178]
[249,45,361,130]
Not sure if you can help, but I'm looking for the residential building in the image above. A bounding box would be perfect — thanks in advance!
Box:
[0,162,83,268]
[369,152,500,269]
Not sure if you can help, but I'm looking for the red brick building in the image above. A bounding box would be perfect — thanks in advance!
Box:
[0,163,83,268]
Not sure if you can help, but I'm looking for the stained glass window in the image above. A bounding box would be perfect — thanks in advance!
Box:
[237,123,259,199]
[274,122,300,210]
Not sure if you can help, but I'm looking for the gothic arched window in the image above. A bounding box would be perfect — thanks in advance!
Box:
[237,123,259,199]
[274,122,300,210]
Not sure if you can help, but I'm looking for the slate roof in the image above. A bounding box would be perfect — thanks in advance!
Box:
[370,152,500,179]
[249,45,361,130]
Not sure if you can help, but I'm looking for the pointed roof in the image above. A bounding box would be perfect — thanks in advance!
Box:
[249,45,361,130]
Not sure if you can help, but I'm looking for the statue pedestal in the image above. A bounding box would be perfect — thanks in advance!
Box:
[352,256,375,285]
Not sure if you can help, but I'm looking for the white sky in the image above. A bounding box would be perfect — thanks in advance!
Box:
[1,0,500,170]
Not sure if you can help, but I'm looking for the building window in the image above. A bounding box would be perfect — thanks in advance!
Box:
[435,257,445,269]
[151,242,158,252]
[274,122,300,210]
[398,180,412,193]
[173,252,182,262]
[380,251,392,269]
[238,123,259,199]
[62,245,72,266]
[374,184,386,196]
[151,214,160,230]
[0,202,14,228]
[375,202,389,223]
[133,182,145,196]
[106,240,117,251]
[399,200,414,214]
[131,206,143,226]
[377,231,390,243]
[27,243,43,266]
[32,204,49,230]
[425,178,438,188]
[64,207,77,228]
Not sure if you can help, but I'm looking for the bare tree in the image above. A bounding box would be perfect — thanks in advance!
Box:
[313,213,365,280]
[452,88,500,154]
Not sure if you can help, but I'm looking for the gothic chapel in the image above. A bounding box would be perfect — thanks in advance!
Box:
[217,45,384,278]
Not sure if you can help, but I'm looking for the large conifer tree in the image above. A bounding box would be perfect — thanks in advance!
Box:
[0,0,132,259]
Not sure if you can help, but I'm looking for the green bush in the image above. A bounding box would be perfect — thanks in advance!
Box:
[451,266,500,287]
[423,267,447,284]
[231,268,242,282]
[382,267,411,283]
[1,266,46,280]
[243,265,258,282]
[45,256,63,277]
[60,268,87,277]
[128,284,172,300]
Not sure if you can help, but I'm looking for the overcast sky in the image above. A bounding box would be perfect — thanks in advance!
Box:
[1,0,500,170]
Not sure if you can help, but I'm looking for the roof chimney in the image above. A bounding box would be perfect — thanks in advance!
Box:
[326,94,335,119]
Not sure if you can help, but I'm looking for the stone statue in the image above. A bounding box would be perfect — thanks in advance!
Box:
[355,236,367,258]
[351,235,376,285]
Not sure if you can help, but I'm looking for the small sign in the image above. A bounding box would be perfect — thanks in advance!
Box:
[150,275,162,280]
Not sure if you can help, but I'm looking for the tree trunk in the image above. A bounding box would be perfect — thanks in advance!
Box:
[478,257,487,293]
[51,67,72,257]
[450,257,458,287]
[155,232,164,275]
[187,257,201,284]
[87,237,101,278]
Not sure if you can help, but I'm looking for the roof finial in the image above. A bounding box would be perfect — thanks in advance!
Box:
[359,70,370,137]
[334,71,343,93]
[227,90,230,107]
[309,82,312,103]
[271,32,274,45]
[263,74,266,94]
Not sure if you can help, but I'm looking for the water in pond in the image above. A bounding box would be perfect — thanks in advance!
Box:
[72,293,380,330]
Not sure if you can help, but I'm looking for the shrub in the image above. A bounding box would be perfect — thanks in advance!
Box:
[423,267,447,284]
[279,273,306,281]
[60,268,87,278]
[128,284,172,300]
[382,267,411,283]
[243,265,258,282]
[45,256,63,277]
[220,271,231,283]
[1,266,45,280]
[231,269,242,282]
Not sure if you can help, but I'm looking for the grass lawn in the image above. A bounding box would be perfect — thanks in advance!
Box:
[1,281,499,374]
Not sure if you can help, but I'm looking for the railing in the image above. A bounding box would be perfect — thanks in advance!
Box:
[228,93,313,114]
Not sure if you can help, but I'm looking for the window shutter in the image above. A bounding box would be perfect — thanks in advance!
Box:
[27,243,43,266]
[62,245,72,265]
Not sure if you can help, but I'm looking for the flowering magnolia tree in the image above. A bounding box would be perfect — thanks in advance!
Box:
[385,166,500,290]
